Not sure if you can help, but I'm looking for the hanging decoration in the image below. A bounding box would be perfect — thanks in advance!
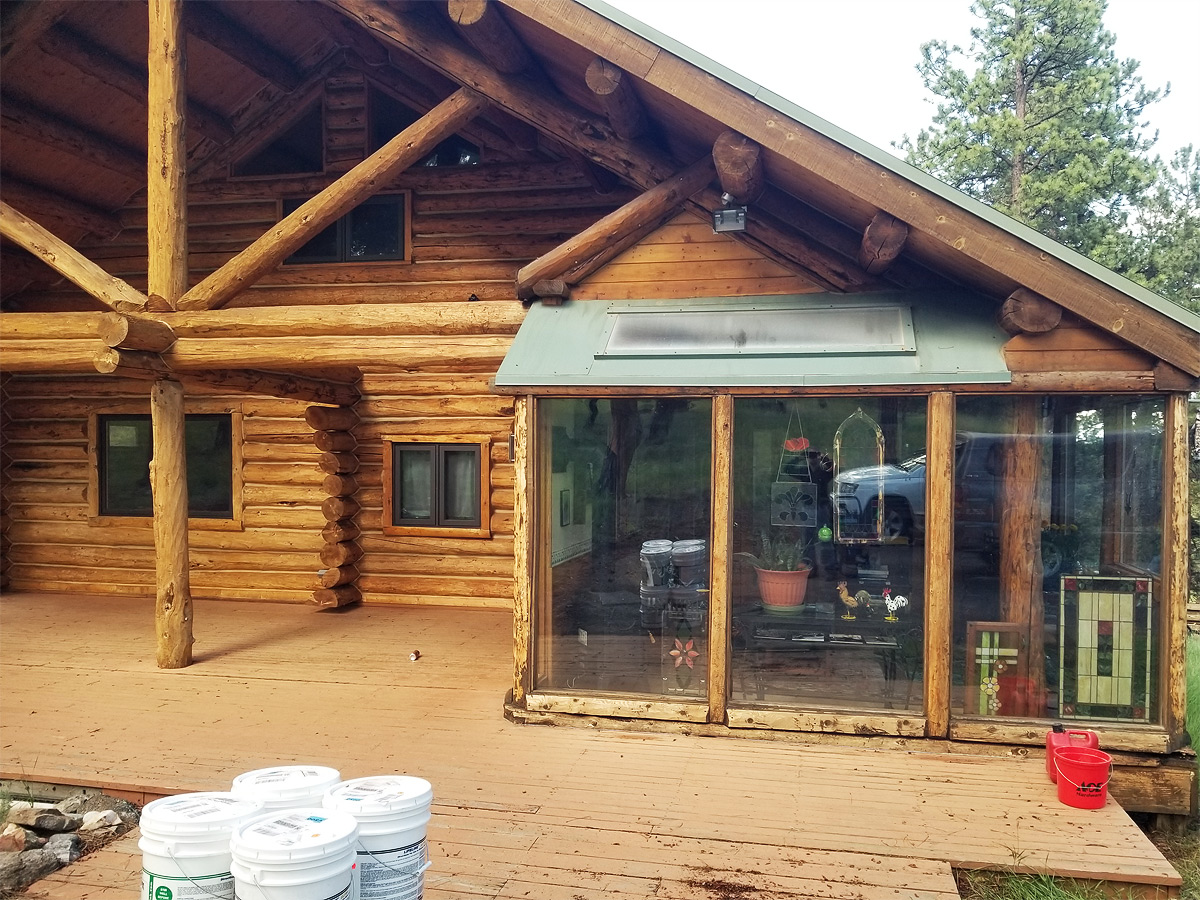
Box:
[770,406,817,527]
[832,408,885,543]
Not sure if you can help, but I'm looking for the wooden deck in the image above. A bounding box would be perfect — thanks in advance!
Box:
[0,592,1180,899]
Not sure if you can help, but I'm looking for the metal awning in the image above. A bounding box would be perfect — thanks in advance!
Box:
[494,292,1011,389]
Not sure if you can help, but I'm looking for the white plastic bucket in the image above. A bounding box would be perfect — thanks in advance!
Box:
[323,776,433,900]
[230,809,359,900]
[139,792,265,900]
[231,766,342,811]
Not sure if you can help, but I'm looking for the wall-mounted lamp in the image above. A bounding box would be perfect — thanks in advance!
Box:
[711,192,747,233]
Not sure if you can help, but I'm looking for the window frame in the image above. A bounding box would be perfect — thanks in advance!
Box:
[88,405,244,531]
[280,192,412,266]
[381,435,492,539]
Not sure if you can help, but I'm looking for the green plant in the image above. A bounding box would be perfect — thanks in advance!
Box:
[736,530,812,571]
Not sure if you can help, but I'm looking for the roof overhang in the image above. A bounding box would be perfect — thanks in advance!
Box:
[494,292,1011,390]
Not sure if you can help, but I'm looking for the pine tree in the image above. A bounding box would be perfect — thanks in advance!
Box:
[898,0,1162,259]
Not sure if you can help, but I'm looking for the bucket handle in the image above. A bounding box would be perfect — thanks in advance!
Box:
[159,842,234,899]
[358,840,432,880]
[1054,755,1113,792]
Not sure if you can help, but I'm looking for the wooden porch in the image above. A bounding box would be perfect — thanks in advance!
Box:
[0,592,1180,899]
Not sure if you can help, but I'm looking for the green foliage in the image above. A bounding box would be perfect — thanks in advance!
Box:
[898,0,1162,260]
[957,870,1136,899]
[736,530,812,571]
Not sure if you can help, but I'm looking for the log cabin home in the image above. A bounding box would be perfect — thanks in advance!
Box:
[1,0,1197,821]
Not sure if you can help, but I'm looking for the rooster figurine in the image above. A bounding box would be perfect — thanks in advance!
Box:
[883,588,909,621]
[836,581,865,620]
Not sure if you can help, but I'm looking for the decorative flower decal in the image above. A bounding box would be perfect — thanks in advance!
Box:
[988,697,1002,712]
[783,437,810,452]
[670,638,700,669]
[981,676,999,696]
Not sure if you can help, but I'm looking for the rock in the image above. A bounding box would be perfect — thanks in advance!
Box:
[59,791,141,826]
[0,848,62,893]
[0,823,46,852]
[6,808,83,833]
[46,832,83,865]
[79,810,122,831]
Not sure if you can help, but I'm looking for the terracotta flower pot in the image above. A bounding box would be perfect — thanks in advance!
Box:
[755,566,812,613]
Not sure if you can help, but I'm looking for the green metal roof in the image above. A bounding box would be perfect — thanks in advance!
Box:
[494,292,1012,388]
[577,0,1200,338]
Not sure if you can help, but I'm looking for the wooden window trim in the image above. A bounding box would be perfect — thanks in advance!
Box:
[87,404,244,531]
[382,434,491,539]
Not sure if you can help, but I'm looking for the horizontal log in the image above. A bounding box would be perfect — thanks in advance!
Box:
[0,340,109,373]
[313,430,358,453]
[320,540,364,568]
[92,348,170,378]
[357,373,497,395]
[319,564,360,589]
[98,312,177,351]
[412,186,632,216]
[322,496,361,521]
[185,369,361,406]
[322,473,359,497]
[355,395,515,418]
[0,312,107,341]
[161,336,513,370]
[240,462,324,486]
[355,572,511,599]
[242,483,327,506]
[354,552,513,578]
[312,584,362,608]
[998,287,1063,335]
[321,519,361,543]
[306,405,360,431]
[318,452,360,475]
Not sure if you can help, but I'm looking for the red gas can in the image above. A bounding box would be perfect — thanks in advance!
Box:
[1046,724,1099,782]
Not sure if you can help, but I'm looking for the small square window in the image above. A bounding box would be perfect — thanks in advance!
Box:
[383,438,490,537]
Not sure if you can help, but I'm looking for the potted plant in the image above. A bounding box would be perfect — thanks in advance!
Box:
[736,530,813,614]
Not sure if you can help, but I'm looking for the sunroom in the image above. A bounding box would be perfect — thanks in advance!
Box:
[496,292,1179,758]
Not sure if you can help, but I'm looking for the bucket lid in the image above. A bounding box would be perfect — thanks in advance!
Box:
[324,775,433,818]
[141,792,265,837]
[640,540,673,553]
[231,809,359,862]
[231,766,342,804]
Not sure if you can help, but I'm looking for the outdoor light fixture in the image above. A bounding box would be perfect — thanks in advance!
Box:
[711,192,747,233]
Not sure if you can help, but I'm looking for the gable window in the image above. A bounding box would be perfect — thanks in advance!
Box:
[232,104,324,177]
[98,414,235,519]
[382,437,491,537]
[282,194,408,264]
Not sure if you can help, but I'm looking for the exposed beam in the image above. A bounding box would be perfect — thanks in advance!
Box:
[997,287,1062,336]
[712,129,764,203]
[586,57,645,140]
[515,156,715,299]
[98,312,177,351]
[161,335,512,370]
[0,202,148,312]
[179,87,489,311]
[0,311,106,340]
[162,302,525,338]
[0,97,145,178]
[858,211,910,275]
[0,0,74,60]
[38,25,234,143]
[0,339,107,372]
[147,0,188,310]
[0,178,122,241]
[184,2,303,92]
[93,346,171,378]
[446,0,534,75]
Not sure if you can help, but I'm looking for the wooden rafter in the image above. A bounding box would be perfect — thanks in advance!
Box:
[179,87,489,311]
[38,25,234,144]
[712,130,763,203]
[0,202,147,312]
[0,97,145,179]
[0,178,122,241]
[184,2,303,93]
[585,57,645,140]
[447,0,535,75]
[515,156,715,298]
[0,0,74,61]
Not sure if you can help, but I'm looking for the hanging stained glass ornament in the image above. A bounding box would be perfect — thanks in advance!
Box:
[832,408,885,543]
[770,406,817,527]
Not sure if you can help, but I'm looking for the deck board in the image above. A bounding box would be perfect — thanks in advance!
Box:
[0,592,1179,898]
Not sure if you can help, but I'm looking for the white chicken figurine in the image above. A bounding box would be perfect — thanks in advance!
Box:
[882,588,909,621]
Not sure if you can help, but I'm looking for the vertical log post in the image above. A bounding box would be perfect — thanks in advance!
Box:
[148,0,192,668]
[1161,393,1190,750]
[923,392,955,737]
[511,396,532,706]
[706,395,733,725]
[308,405,363,607]
[998,398,1047,715]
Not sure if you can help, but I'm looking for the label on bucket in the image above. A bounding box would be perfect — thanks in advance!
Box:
[358,840,428,900]
[234,884,350,900]
[144,869,234,900]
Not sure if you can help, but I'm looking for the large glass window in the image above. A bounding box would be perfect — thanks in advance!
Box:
[98,414,234,518]
[731,397,928,712]
[536,398,712,696]
[952,396,1162,725]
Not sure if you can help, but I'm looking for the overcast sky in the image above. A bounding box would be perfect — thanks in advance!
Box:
[603,0,1199,163]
